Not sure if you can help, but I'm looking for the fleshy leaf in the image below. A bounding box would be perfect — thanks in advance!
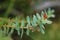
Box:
[31,15,37,27]
[36,13,41,20]
[26,16,31,26]
[21,20,25,38]
[8,28,14,36]
[15,18,20,35]
[47,8,55,18]
[40,23,45,34]
[26,25,30,35]
[3,26,7,36]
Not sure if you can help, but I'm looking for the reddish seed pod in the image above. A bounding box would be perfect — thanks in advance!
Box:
[44,13,47,20]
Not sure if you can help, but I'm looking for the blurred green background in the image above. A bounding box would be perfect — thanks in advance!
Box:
[0,0,60,40]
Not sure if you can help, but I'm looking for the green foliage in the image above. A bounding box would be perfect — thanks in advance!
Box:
[0,8,55,39]
[0,28,11,40]
[0,0,56,40]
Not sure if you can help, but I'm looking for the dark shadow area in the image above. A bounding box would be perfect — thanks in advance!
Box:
[11,29,33,40]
